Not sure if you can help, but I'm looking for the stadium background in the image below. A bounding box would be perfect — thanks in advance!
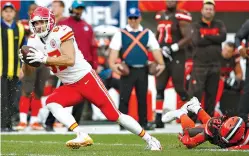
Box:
[1,0,249,122]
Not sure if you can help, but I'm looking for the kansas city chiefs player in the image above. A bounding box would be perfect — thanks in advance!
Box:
[161,97,249,150]
[19,6,162,150]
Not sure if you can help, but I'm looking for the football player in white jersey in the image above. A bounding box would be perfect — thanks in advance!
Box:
[19,6,162,150]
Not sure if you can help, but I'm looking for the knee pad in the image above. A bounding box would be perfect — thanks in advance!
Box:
[156,90,164,100]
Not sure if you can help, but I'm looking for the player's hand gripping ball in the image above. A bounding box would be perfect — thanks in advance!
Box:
[20,45,41,67]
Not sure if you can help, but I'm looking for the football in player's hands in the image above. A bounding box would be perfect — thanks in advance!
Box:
[20,45,41,67]
[118,62,130,76]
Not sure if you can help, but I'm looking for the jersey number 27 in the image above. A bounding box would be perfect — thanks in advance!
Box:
[47,49,67,73]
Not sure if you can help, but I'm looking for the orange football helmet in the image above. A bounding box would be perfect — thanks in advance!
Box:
[219,116,245,144]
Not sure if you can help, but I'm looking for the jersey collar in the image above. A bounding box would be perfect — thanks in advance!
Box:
[125,24,143,32]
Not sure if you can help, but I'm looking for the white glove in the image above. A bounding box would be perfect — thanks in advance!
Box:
[18,49,24,63]
[162,46,173,61]
[26,48,48,64]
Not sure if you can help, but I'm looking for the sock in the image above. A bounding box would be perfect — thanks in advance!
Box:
[69,122,80,132]
[118,113,151,141]
[19,96,31,113]
[47,103,78,130]
[30,116,38,124]
[156,100,164,114]
[31,97,42,116]
[19,113,28,123]
[197,109,211,124]
[140,130,151,142]
[179,114,195,130]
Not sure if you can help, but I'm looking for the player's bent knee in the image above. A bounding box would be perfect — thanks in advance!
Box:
[46,102,64,114]
[46,97,65,107]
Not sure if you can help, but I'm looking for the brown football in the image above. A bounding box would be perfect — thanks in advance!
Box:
[21,45,41,67]
[118,62,130,76]
[148,62,158,75]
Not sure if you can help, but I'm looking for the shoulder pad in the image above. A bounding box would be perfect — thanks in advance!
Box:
[52,25,74,43]
[176,9,192,22]
[177,9,191,15]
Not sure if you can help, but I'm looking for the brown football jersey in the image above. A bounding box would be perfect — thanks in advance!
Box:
[155,9,192,47]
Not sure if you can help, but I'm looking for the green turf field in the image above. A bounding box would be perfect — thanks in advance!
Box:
[1,134,248,156]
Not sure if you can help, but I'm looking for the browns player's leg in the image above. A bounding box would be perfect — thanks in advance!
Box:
[171,55,190,102]
[181,97,211,124]
[80,70,162,150]
[197,109,211,124]
[46,85,93,149]
[155,65,170,128]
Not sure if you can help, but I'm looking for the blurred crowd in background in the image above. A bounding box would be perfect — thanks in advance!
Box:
[0,0,249,132]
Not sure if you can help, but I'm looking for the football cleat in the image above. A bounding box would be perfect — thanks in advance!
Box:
[145,136,162,151]
[30,122,44,130]
[66,133,93,149]
[161,109,187,123]
[16,122,27,131]
[181,97,201,114]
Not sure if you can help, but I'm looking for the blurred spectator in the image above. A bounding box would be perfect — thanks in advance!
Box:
[154,0,192,128]
[189,0,227,117]
[59,0,98,125]
[109,8,165,130]
[1,2,25,132]
[215,42,243,117]
[235,19,249,122]
[51,0,66,23]
[16,3,50,131]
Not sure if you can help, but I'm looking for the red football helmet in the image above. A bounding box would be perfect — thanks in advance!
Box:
[219,116,245,144]
[29,6,55,38]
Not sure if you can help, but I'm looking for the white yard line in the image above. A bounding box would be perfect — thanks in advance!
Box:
[1,140,142,147]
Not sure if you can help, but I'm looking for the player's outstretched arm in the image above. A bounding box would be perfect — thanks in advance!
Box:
[179,130,206,149]
[46,39,75,67]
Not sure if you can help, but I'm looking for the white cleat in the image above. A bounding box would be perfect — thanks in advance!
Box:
[161,109,187,123]
[66,133,93,149]
[161,110,179,123]
[181,97,201,114]
[145,136,162,151]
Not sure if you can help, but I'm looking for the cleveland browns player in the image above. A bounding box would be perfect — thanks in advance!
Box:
[154,0,192,128]
[162,97,249,150]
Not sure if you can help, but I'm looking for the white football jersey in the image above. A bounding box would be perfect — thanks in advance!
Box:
[27,25,92,84]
